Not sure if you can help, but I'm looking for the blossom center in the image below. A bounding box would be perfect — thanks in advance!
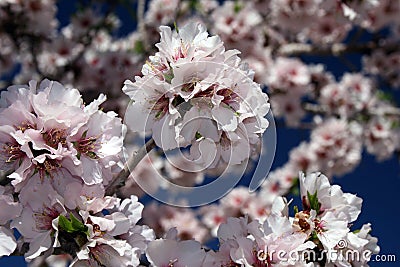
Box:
[77,136,99,159]
[151,95,170,119]
[15,121,35,132]
[3,143,24,163]
[293,211,311,233]
[43,128,67,149]
[181,77,199,93]
[34,206,61,231]
[36,158,62,179]
[217,88,239,106]
[313,219,326,233]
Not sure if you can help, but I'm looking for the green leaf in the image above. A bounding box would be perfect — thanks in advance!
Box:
[391,120,400,129]
[307,190,321,213]
[294,205,299,214]
[58,215,74,233]
[58,214,88,235]
[376,90,394,103]
[133,40,145,54]
[234,1,242,13]
[174,21,179,34]
[195,132,202,140]
[70,214,88,233]
[164,70,174,84]
[311,230,319,241]
[189,0,199,10]
[289,177,300,196]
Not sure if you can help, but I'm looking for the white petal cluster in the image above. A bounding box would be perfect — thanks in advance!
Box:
[71,196,154,267]
[123,21,270,169]
[0,79,125,189]
[203,172,379,267]
[0,80,156,265]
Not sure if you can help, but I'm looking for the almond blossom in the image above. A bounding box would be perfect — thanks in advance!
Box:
[0,79,125,191]
[146,228,206,267]
[204,172,379,267]
[71,196,154,267]
[123,21,270,170]
[11,178,67,260]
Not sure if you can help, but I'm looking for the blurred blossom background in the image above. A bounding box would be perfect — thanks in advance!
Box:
[1,0,400,266]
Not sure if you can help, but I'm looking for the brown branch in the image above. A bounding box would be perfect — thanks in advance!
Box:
[105,138,156,196]
[303,103,400,117]
[137,0,150,52]
[277,41,399,57]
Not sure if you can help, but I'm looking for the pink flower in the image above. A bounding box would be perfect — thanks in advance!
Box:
[146,236,206,267]
[0,79,125,191]
[211,1,264,54]
[71,195,154,267]
[11,178,67,260]
[123,21,270,170]
[0,185,22,225]
[143,202,208,242]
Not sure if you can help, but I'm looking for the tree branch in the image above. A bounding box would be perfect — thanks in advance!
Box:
[105,138,156,196]
[137,0,150,52]
[303,102,400,117]
[277,41,399,57]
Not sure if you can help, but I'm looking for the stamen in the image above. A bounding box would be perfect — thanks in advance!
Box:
[168,258,178,267]
[150,95,170,119]
[15,121,35,132]
[36,158,61,180]
[34,205,61,231]
[76,136,100,159]
[3,143,24,163]
[217,88,239,106]
[43,129,67,149]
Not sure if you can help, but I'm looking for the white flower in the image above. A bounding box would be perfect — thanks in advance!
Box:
[11,178,67,260]
[0,226,17,257]
[123,21,270,170]
[71,195,154,267]
[299,172,362,223]
[0,79,125,190]
[146,238,206,267]
[0,185,22,225]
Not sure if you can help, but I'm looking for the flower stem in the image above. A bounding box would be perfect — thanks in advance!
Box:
[105,138,156,196]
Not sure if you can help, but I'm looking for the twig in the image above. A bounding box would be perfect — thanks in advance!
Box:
[303,103,328,115]
[105,138,156,196]
[29,37,46,79]
[137,0,149,52]
[277,41,399,57]
[303,102,400,117]
[338,55,358,72]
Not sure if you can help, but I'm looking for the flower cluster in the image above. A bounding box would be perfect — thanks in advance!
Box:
[142,202,209,243]
[146,172,379,267]
[0,80,156,265]
[0,80,125,188]
[14,189,153,266]
[123,21,270,169]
